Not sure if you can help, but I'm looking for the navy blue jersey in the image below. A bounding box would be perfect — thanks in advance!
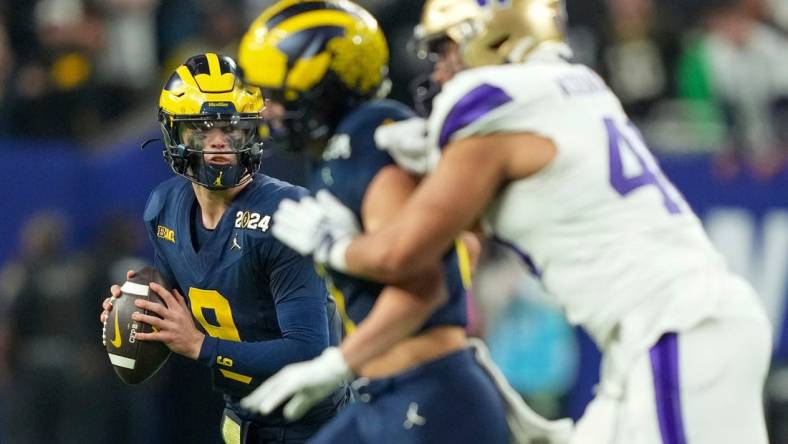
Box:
[143,173,345,425]
[311,99,468,333]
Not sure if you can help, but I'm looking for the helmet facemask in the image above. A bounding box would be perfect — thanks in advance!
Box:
[261,71,363,157]
[409,32,467,114]
[160,112,264,190]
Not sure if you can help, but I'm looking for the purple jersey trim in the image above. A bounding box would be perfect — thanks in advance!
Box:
[438,84,513,147]
[491,236,542,277]
[650,333,687,444]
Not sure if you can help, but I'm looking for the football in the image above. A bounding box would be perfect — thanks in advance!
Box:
[103,267,172,384]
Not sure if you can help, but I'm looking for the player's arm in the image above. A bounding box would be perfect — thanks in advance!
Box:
[240,164,448,420]
[344,132,556,283]
[194,248,330,379]
[337,164,447,373]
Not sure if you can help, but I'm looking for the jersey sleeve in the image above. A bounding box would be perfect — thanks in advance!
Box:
[196,239,330,390]
[142,187,178,290]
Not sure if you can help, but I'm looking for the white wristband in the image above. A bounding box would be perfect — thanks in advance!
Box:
[328,237,352,272]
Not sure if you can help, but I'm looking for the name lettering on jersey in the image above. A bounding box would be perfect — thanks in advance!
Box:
[157,225,176,243]
[556,72,607,96]
[234,211,270,232]
[322,134,351,161]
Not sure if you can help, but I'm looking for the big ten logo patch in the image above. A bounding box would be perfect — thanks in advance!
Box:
[234,211,271,232]
[157,225,176,243]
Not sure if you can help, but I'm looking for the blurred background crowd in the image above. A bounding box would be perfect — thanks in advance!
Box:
[0,0,786,442]
[1,0,787,164]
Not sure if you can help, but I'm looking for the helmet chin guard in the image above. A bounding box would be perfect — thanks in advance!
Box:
[193,158,249,191]
[162,138,264,191]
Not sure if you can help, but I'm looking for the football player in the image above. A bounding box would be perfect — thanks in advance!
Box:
[263,1,773,443]
[235,1,509,443]
[98,53,348,444]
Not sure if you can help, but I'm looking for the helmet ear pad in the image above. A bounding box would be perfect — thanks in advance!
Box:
[242,142,264,174]
[164,143,189,175]
[159,118,190,176]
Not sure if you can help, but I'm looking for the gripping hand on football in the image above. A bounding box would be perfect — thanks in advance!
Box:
[100,270,136,346]
[99,270,136,326]
[272,190,359,272]
[374,117,439,175]
[131,282,205,360]
[241,347,351,421]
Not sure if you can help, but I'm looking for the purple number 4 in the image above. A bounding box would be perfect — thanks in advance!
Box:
[605,118,681,214]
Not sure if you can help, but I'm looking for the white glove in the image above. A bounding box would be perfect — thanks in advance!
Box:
[240,347,351,421]
[272,190,360,271]
[374,117,440,175]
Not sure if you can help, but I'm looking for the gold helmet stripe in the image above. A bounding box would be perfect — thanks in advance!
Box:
[176,65,198,91]
[160,53,264,115]
[191,53,235,93]
[206,52,222,77]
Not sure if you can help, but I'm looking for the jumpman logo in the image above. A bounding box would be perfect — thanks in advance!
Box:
[213,170,224,187]
[230,234,242,251]
[403,402,426,429]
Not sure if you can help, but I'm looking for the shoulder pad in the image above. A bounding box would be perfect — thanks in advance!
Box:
[143,177,185,222]
[430,73,515,148]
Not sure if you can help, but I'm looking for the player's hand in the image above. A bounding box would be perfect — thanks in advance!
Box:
[374,117,439,175]
[131,282,205,360]
[241,347,351,421]
[99,270,137,325]
[272,190,359,271]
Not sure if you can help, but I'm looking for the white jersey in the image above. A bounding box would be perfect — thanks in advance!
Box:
[427,54,763,351]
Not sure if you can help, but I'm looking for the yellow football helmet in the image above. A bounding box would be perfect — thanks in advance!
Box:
[158,53,265,190]
[239,0,388,148]
[414,0,568,67]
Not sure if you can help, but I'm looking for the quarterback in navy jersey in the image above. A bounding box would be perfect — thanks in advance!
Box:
[99,53,348,444]
[237,2,508,443]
